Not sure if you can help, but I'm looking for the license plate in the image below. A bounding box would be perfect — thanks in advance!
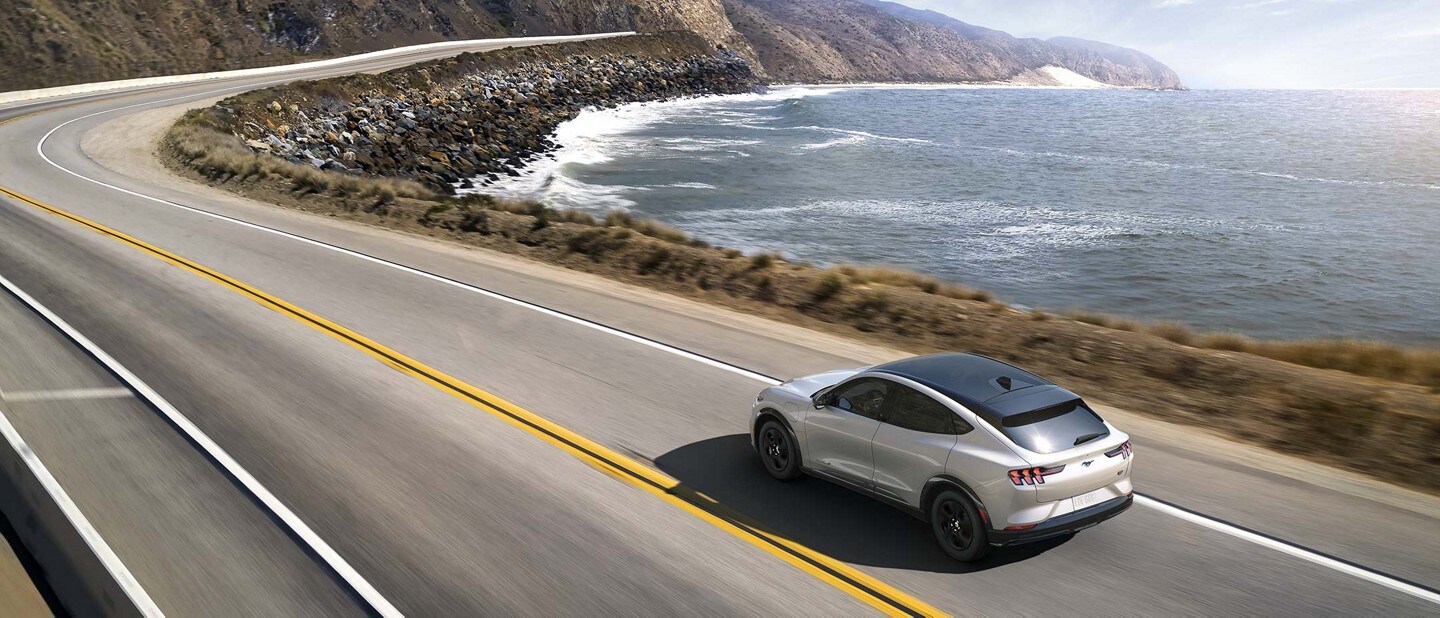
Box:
[1072,488,1106,510]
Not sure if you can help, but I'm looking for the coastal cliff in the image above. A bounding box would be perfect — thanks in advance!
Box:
[3,0,1178,90]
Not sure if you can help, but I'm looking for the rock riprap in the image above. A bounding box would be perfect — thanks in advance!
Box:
[238,52,759,193]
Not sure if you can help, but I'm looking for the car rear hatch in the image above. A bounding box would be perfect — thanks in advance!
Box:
[980,386,1131,503]
[1021,432,1130,504]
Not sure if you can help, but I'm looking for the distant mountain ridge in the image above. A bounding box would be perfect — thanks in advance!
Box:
[856,0,1011,40]
[0,0,1181,90]
[728,0,1182,88]
[1045,36,1182,88]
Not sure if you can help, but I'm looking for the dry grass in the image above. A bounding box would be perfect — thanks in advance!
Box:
[167,118,432,202]
[1069,310,1140,332]
[603,210,696,245]
[1197,332,1253,352]
[1247,339,1440,389]
[1147,321,1195,346]
[1139,323,1440,389]
[836,265,992,301]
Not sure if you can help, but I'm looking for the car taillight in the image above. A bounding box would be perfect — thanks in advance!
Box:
[1008,465,1064,485]
[1105,440,1133,459]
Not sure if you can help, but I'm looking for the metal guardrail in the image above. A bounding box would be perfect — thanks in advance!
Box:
[0,33,635,107]
[0,408,155,616]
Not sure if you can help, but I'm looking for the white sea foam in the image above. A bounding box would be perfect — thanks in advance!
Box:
[800,135,866,150]
[661,137,764,152]
[458,87,840,204]
[798,126,932,143]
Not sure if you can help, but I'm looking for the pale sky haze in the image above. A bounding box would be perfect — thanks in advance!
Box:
[899,0,1440,88]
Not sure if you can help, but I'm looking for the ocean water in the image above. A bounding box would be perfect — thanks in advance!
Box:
[473,86,1440,344]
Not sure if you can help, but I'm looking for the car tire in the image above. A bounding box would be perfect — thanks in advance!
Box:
[930,489,991,562]
[757,420,802,481]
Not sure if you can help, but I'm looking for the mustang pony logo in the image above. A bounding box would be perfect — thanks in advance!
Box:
[1082,460,1094,467]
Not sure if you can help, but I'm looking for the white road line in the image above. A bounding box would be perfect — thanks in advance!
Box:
[0,403,164,617]
[0,273,404,617]
[1136,495,1440,604]
[3,387,134,402]
[18,45,1440,608]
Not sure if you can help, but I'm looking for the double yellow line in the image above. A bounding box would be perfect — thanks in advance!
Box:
[0,170,944,613]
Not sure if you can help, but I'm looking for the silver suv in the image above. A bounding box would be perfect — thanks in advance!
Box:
[750,353,1133,561]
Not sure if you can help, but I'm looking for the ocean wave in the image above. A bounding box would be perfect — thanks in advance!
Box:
[980,146,1440,191]
[662,182,719,189]
[672,199,1287,243]
[733,123,933,146]
[796,126,933,143]
[659,137,764,153]
[456,86,840,200]
[799,135,867,150]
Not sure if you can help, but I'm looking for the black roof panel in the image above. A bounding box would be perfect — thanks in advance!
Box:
[871,353,1069,422]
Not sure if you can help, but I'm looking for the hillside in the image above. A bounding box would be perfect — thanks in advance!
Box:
[725,0,1182,88]
[1047,36,1183,88]
[0,0,752,89]
[0,0,1180,90]
[859,0,1181,88]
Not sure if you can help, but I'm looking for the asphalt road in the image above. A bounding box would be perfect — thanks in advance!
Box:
[1,37,1437,616]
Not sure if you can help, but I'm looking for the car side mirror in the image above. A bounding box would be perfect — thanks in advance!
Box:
[812,392,830,409]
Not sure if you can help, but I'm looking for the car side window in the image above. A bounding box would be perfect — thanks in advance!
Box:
[883,385,968,434]
[829,378,889,420]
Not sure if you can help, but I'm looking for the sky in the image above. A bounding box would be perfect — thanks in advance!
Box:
[896,0,1440,88]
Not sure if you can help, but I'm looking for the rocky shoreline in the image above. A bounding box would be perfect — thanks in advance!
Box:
[233,45,760,193]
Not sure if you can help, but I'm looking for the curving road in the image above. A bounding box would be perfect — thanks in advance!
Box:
[1,36,1438,616]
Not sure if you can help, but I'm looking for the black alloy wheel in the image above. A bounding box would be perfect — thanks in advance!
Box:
[931,489,991,562]
[758,420,801,480]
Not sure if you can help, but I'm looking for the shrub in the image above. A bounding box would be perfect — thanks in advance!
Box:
[565,228,630,258]
[605,209,692,244]
[964,289,995,303]
[855,289,890,314]
[459,210,490,234]
[812,272,845,302]
[754,275,777,302]
[637,247,672,274]
[750,252,778,269]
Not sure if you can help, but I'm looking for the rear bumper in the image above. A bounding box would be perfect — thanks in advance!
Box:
[988,494,1133,547]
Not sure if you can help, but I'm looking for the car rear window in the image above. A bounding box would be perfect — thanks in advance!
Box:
[995,399,1108,454]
